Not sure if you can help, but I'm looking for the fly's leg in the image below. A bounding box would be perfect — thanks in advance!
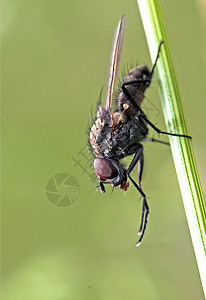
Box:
[138,113,191,139]
[121,41,191,140]
[122,40,163,92]
[126,144,149,246]
[99,181,105,193]
[121,41,164,116]
[146,41,164,84]
[128,175,149,247]
[143,137,170,146]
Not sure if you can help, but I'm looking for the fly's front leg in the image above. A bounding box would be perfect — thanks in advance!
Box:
[99,181,105,193]
[128,175,149,247]
[126,144,149,246]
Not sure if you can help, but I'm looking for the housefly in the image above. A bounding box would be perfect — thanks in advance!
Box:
[88,14,191,246]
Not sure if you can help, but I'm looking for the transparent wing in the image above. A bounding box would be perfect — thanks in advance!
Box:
[105,14,126,112]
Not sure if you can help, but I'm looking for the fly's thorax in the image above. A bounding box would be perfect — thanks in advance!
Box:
[117,65,150,115]
[89,105,112,156]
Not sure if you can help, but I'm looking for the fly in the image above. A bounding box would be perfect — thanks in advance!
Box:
[88,14,191,246]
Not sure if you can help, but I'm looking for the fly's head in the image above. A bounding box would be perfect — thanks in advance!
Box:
[93,158,129,193]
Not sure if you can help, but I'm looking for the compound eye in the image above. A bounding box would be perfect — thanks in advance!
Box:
[93,158,118,180]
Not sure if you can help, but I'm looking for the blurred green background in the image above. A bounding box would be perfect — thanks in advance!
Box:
[2,0,206,299]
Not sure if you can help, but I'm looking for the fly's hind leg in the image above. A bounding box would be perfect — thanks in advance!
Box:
[120,41,164,116]
[121,40,191,140]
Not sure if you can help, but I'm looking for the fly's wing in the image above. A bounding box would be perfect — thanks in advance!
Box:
[105,14,126,115]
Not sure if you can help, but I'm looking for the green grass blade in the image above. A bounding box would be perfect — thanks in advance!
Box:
[137,0,206,296]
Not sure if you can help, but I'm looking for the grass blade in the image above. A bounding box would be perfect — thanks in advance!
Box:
[137,0,206,296]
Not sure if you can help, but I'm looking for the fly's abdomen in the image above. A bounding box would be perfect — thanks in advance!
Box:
[117,65,150,115]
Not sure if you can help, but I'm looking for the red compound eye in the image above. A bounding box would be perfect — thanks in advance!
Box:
[93,158,118,179]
